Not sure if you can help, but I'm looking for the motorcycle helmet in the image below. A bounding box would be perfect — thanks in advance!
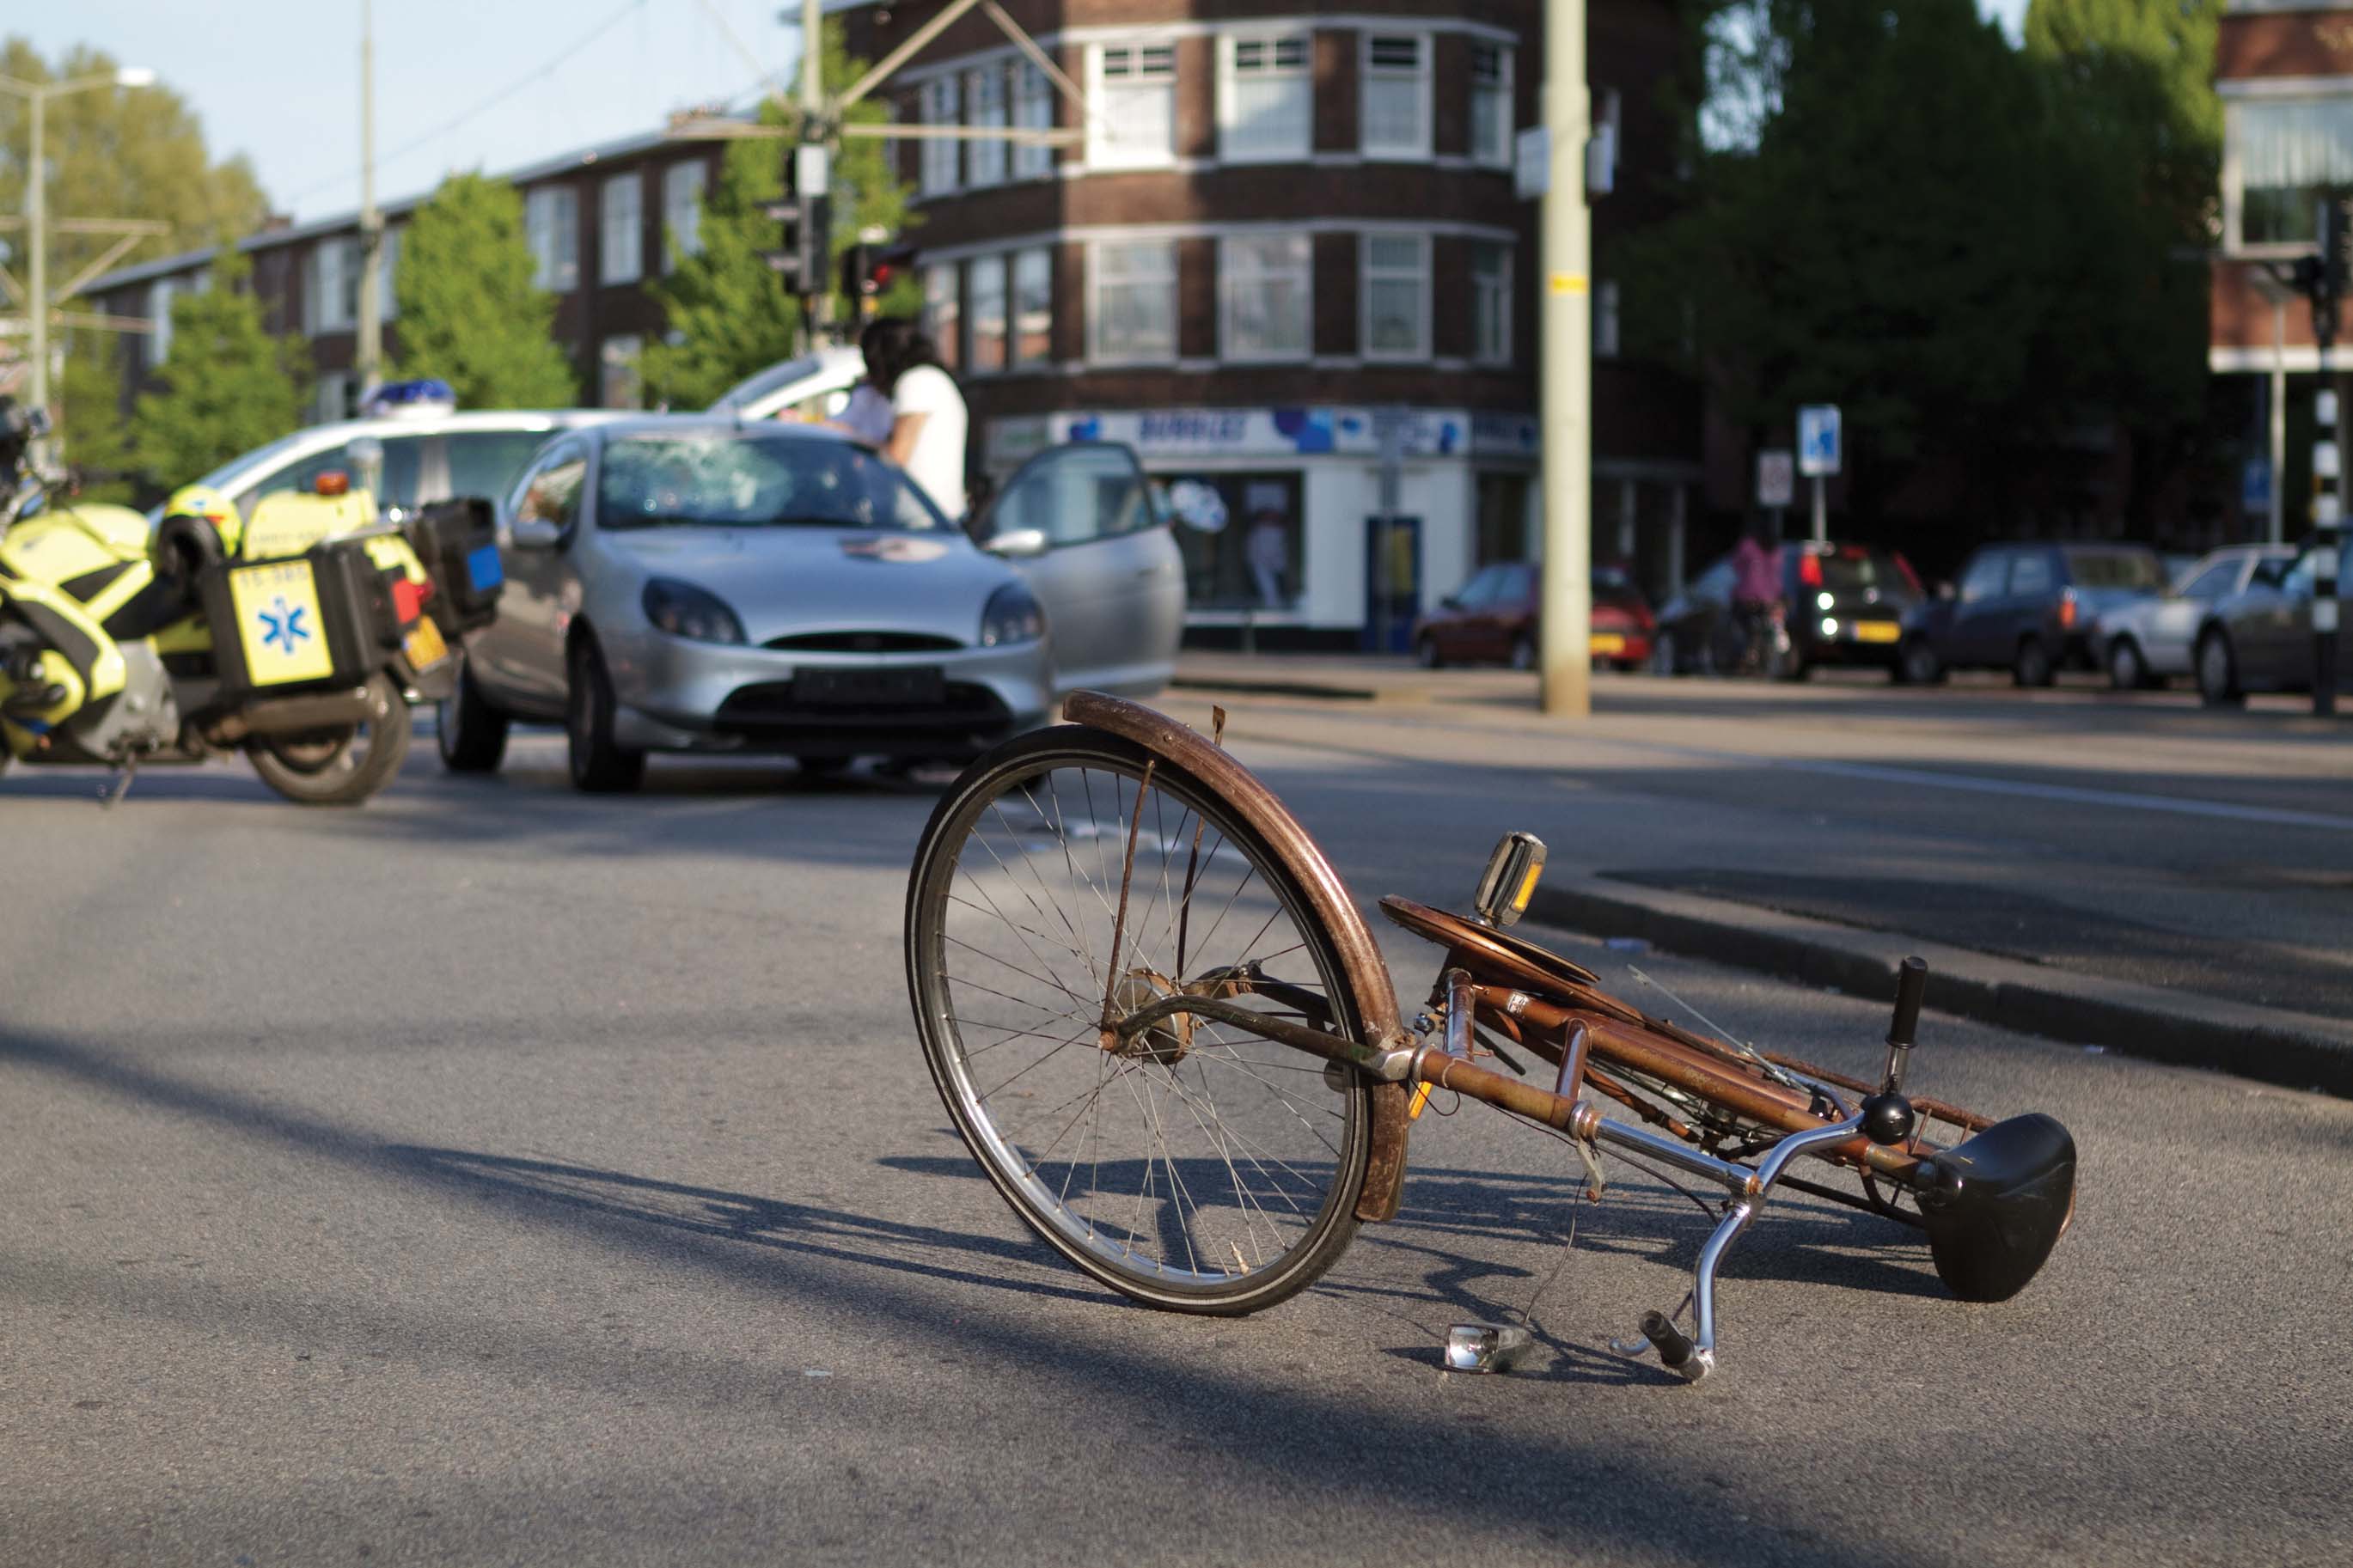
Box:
[162,483,241,558]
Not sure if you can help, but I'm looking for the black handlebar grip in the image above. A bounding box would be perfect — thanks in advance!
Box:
[1887,955,1928,1049]
[1639,1310,1695,1370]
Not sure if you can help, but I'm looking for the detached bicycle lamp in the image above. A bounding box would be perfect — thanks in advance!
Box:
[643,578,746,644]
[1471,831,1548,928]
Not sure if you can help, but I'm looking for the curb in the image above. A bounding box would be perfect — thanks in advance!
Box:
[1526,878,2353,1099]
[1170,674,1382,703]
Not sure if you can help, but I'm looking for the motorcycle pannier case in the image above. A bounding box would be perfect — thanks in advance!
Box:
[403,497,504,635]
[199,539,400,702]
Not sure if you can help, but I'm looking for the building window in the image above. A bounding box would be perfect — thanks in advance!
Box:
[969,254,1008,373]
[2237,99,2353,247]
[526,186,579,291]
[1012,247,1053,367]
[601,172,642,285]
[148,278,179,365]
[1471,241,1513,367]
[1219,34,1310,163]
[1361,34,1431,159]
[376,225,400,322]
[1219,233,1311,363]
[967,65,1007,188]
[1362,235,1428,361]
[306,237,358,334]
[1013,63,1054,180]
[920,76,961,196]
[1161,472,1305,611]
[315,370,355,425]
[1090,44,1176,169]
[601,334,642,408]
[1089,239,1177,363]
[1595,278,1620,359]
[926,263,962,372]
[1470,43,1513,168]
[662,161,706,267]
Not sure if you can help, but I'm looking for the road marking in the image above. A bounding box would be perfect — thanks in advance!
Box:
[1778,758,2353,833]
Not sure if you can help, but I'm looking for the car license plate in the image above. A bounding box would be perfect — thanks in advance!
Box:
[403,617,449,668]
[794,666,946,705]
[1589,632,1627,656]
[1853,620,1900,644]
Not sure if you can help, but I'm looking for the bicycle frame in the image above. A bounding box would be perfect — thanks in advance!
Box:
[1064,691,2075,1382]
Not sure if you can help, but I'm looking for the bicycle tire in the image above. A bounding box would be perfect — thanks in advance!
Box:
[906,724,1375,1315]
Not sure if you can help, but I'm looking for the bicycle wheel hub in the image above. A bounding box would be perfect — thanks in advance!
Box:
[1103,970,1195,1065]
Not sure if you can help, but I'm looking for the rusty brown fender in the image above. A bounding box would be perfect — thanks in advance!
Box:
[1062,692,1415,1222]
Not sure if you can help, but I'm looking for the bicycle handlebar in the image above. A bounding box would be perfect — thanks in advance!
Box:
[1887,955,1928,1050]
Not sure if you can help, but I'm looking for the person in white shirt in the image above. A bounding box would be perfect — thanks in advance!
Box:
[866,317,969,522]
[824,319,897,446]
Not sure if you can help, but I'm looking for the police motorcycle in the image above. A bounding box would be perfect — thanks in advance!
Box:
[0,399,504,805]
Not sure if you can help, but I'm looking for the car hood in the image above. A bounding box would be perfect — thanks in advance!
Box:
[603,526,1015,644]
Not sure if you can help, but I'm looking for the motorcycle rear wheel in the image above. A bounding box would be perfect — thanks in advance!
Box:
[248,673,412,806]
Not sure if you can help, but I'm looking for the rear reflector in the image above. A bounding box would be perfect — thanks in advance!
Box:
[391,577,425,625]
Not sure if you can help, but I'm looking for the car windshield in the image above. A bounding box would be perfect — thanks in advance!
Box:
[2064,549,2164,590]
[1807,545,1916,595]
[1593,566,1647,610]
[709,355,824,411]
[597,430,946,532]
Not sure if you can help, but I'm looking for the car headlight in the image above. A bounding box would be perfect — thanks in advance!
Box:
[643,578,746,644]
[981,583,1046,647]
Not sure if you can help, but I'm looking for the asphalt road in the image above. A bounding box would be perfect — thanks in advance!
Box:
[3,696,2350,1566]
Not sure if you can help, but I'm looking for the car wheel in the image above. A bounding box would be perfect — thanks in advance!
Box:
[436,652,510,772]
[2106,638,2149,692]
[2013,637,2055,688]
[1650,631,1678,676]
[1898,637,1944,686]
[566,635,647,793]
[1415,634,1442,669]
[1510,634,1535,672]
[2196,630,2245,709]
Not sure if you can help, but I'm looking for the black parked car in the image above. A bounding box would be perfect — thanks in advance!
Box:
[2191,538,2353,705]
[1898,542,2166,687]
[1653,540,1922,679]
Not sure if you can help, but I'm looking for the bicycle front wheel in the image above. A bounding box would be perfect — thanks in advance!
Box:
[906,725,1374,1314]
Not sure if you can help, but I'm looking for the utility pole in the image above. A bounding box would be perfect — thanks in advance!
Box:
[1537,0,1592,718]
[356,0,382,398]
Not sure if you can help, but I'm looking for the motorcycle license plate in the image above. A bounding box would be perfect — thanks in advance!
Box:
[228,560,337,686]
[404,617,449,669]
[1589,633,1627,656]
[1853,620,1901,644]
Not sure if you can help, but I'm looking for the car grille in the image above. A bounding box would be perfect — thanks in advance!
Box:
[713,680,1011,737]
[763,631,965,653]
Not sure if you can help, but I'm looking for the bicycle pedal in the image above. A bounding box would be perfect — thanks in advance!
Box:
[1443,1321,1532,1374]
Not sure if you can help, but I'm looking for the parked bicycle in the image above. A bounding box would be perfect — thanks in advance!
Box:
[903,694,2077,1382]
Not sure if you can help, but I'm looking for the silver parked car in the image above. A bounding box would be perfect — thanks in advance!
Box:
[2093,544,2294,689]
[438,418,1183,790]
[2191,538,2353,706]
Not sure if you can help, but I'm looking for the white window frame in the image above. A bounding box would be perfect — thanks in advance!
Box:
[1360,32,1433,161]
[1360,233,1429,363]
[661,160,707,268]
[600,171,643,285]
[1218,232,1312,364]
[1470,42,1514,169]
[148,278,180,364]
[925,262,962,371]
[1012,62,1054,180]
[600,333,643,408]
[309,237,357,334]
[966,64,1008,189]
[1011,246,1053,368]
[920,76,962,197]
[1088,238,1179,365]
[374,224,400,323]
[1471,240,1513,368]
[526,186,579,292]
[1087,42,1177,171]
[1218,32,1311,165]
[2225,95,2353,254]
[968,252,1009,375]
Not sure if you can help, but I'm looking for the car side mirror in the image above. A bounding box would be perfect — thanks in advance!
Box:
[510,516,564,550]
[983,526,1048,558]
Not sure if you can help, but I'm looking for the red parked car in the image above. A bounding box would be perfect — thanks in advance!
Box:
[1413,561,1653,670]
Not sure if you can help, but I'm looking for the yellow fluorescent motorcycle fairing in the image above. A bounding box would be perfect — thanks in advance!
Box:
[0,408,466,807]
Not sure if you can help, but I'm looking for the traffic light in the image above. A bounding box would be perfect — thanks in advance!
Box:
[760,149,829,296]
[839,242,918,314]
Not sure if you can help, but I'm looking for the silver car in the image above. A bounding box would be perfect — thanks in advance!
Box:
[438,418,1183,790]
[2093,544,2295,689]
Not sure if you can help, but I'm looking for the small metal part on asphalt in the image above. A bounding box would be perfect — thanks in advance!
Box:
[1443,1322,1533,1374]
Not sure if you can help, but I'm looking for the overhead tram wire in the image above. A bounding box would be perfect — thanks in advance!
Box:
[278,0,650,214]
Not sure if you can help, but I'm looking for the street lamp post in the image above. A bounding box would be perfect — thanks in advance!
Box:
[2,64,155,463]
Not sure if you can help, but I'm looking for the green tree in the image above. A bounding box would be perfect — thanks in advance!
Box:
[130,249,308,489]
[642,21,920,408]
[1,38,270,479]
[392,171,577,408]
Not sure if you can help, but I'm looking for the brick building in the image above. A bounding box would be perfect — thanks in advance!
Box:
[84,128,724,424]
[2209,1,2353,539]
[840,0,1703,644]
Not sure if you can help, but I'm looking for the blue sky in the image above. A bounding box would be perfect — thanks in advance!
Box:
[22,0,2038,229]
